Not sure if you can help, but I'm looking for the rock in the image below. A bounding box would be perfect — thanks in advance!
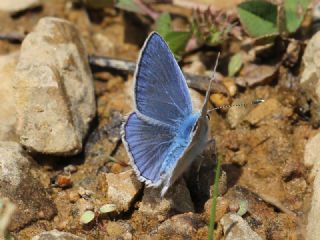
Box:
[0,141,57,230]
[244,98,292,126]
[106,170,143,212]
[138,178,194,221]
[307,172,320,240]
[0,52,18,141]
[157,212,205,239]
[106,221,133,240]
[31,230,85,240]
[220,213,263,240]
[204,197,229,223]
[0,0,40,13]
[300,31,320,123]
[236,63,278,87]
[304,132,320,240]
[300,31,320,87]
[14,17,96,155]
[304,133,320,177]
[0,198,16,239]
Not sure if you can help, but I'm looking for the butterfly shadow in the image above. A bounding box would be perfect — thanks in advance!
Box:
[184,141,243,212]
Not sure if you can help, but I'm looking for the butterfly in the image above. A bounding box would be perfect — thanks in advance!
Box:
[121,32,217,196]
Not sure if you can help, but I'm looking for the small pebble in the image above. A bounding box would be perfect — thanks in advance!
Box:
[110,163,123,174]
[229,201,240,212]
[69,190,80,203]
[210,93,231,112]
[64,164,78,174]
[51,174,72,188]
[78,187,94,199]
[222,77,237,97]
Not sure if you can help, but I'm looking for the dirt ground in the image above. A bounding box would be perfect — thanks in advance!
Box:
[0,0,317,239]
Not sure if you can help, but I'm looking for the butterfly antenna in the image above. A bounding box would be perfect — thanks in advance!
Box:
[207,98,264,114]
[204,52,220,105]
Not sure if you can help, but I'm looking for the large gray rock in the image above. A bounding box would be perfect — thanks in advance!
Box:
[14,17,96,155]
[0,53,18,141]
[32,230,85,240]
[0,141,56,230]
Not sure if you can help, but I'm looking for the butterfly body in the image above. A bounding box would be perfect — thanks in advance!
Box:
[122,32,211,196]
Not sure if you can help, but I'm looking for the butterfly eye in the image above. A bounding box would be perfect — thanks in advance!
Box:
[206,113,211,120]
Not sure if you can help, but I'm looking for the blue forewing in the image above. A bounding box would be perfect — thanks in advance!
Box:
[122,32,211,195]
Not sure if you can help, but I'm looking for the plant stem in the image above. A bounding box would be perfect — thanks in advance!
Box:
[208,154,223,240]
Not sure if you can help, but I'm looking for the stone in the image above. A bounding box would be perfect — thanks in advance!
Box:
[220,213,263,240]
[157,212,205,239]
[204,197,229,223]
[0,52,19,141]
[244,98,292,126]
[31,230,85,240]
[14,17,96,155]
[300,31,320,123]
[0,0,40,13]
[0,141,57,230]
[138,178,194,221]
[106,221,133,240]
[106,170,142,212]
[307,172,320,240]
[304,133,320,177]
[304,132,320,240]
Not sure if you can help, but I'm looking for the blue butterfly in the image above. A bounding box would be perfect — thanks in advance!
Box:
[122,32,214,196]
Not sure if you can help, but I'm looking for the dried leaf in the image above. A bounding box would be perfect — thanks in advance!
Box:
[236,63,278,87]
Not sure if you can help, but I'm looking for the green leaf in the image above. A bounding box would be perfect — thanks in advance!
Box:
[228,53,243,77]
[284,0,310,33]
[237,200,249,217]
[80,210,95,224]
[155,13,172,37]
[99,204,117,214]
[164,31,191,58]
[237,0,279,37]
[207,30,222,46]
[115,0,142,13]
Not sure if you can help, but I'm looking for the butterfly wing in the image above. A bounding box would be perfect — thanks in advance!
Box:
[160,79,213,196]
[134,32,192,127]
[122,113,175,186]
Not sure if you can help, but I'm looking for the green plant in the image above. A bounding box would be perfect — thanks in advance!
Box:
[208,154,223,240]
[155,12,191,59]
[237,0,310,38]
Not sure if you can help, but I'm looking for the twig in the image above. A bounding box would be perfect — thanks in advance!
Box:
[88,55,226,93]
[0,33,24,43]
